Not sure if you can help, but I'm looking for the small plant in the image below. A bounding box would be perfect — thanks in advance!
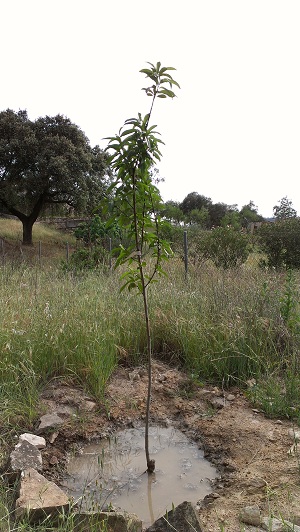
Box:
[105,62,180,472]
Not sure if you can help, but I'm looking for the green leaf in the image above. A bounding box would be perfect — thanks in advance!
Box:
[120,128,136,137]
[158,88,176,98]
[159,66,176,72]
[139,68,154,76]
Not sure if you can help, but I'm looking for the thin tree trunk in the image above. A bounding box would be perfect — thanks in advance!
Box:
[140,267,155,473]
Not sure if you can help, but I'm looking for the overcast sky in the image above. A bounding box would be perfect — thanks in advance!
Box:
[1,0,300,217]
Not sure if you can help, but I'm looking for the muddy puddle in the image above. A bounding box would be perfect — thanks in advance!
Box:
[62,425,218,526]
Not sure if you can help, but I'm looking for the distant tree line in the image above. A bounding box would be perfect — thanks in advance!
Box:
[161,193,265,229]
[0,108,298,251]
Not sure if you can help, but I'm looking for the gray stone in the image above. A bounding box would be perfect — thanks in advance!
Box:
[81,400,97,412]
[10,441,42,473]
[146,501,203,532]
[37,413,64,433]
[73,510,142,532]
[240,505,261,526]
[208,397,224,409]
[19,433,46,449]
[261,516,300,531]
[288,428,300,442]
[55,405,77,416]
[226,394,235,401]
[15,468,69,522]
[48,432,59,444]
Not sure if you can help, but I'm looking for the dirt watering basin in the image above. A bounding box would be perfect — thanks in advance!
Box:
[63,425,218,526]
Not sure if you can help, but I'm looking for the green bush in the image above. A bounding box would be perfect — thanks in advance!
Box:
[195,226,250,269]
[62,247,110,271]
[258,218,300,269]
[75,215,120,246]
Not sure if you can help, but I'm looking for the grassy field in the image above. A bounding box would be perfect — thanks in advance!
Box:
[1,219,300,530]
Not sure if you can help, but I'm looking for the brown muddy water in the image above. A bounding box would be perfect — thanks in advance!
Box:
[62,426,218,526]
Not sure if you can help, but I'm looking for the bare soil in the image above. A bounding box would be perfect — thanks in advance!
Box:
[36,361,300,531]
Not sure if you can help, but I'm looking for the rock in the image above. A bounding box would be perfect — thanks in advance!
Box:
[226,394,235,401]
[157,374,167,383]
[55,405,77,416]
[208,397,224,409]
[288,428,300,442]
[240,505,261,526]
[242,478,266,494]
[15,468,69,522]
[288,443,298,456]
[48,432,59,444]
[261,516,300,531]
[82,400,97,412]
[267,431,276,442]
[146,501,203,532]
[19,433,46,449]
[73,510,142,532]
[37,413,64,433]
[10,441,43,474]
[129,370,141,382]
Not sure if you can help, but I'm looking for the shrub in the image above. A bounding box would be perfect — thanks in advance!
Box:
[62,246,110,271]
[258,218,300,269]
[75,215,120,246]
[196,226,250,269]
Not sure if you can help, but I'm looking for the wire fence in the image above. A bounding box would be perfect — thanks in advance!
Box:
[0,231,259,272]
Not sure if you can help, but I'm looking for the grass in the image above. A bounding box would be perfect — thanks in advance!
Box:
[1,253,299,426]
[0,218,77,265]
[1,221,300,530]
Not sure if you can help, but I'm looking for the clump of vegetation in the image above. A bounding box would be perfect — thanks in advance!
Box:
[258,218,300,269]
[62,246,110,272]
[194,226,250,269]
[74,215,120,246]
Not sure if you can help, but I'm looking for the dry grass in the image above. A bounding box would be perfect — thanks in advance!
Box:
[0,218,78,264]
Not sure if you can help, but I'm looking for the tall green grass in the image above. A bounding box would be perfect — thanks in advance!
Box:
[1,257,300,434]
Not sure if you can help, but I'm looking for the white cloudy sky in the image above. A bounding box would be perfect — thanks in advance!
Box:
[1,0,300,217]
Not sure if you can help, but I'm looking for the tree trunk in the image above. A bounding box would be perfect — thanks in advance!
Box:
[22,218,34,246]
[139,258,155,474]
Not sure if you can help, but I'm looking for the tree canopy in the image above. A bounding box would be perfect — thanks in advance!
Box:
[179,191,212,214]
[0,109,109,244]
[273,196,297,220]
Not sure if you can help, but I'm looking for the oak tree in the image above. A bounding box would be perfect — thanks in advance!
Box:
[0,109,109,244]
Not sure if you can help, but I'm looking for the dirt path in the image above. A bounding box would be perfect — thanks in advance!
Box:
[38,361,300,531]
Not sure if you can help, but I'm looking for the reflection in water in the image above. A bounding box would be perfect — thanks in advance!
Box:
[147,472,155,524]
[63,426,217,526]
